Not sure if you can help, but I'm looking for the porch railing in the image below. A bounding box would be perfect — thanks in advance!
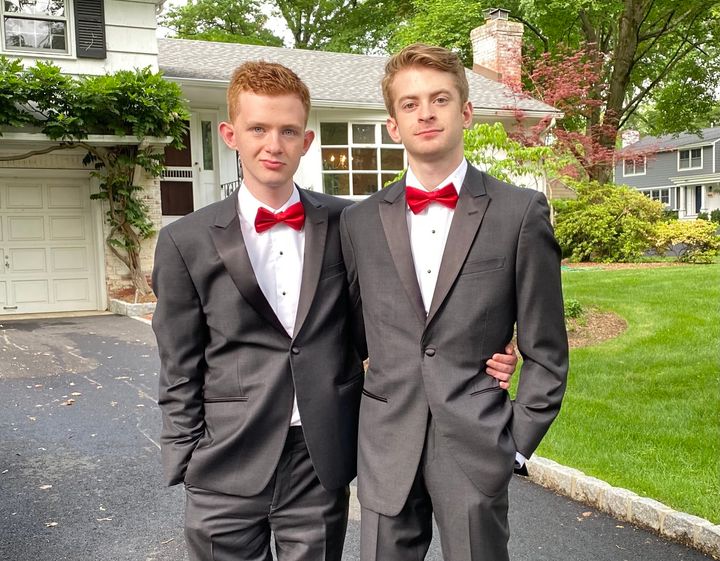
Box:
[221,180,240,199]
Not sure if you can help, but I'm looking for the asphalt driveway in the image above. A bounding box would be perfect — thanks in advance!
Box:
[0,315,712,560]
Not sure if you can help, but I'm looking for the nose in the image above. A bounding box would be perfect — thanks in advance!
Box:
[418,101,436,123]
[265,131,283,154]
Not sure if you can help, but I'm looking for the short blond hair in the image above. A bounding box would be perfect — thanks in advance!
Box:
[226,61,311,123]
[382,43,469,117]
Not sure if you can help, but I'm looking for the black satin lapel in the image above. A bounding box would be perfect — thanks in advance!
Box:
[379,197,426,325]
[209,216,288,337]
[293,197,328,336]
[426,189,490,326]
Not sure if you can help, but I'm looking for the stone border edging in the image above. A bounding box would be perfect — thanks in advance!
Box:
[108,298,156,318]
[527,456,720,559]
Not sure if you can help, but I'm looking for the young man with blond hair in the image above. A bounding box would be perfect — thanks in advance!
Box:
[341,44,569,561]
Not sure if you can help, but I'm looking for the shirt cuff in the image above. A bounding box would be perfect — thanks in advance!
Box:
[514,451,527,468]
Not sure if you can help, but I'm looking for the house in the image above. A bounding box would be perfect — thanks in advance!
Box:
[0,5,559,316]
[615,127,720,219]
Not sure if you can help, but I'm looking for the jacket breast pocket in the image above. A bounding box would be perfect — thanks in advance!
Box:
[460,256,505,276]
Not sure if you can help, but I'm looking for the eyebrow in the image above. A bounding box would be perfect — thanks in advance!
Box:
[398,88,454,102]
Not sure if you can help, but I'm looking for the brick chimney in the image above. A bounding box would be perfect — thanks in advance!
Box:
[471,8,523,91]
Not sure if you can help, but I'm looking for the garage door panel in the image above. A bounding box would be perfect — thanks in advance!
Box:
[9,248,47,272]
[54,278,91,302]
[48,185,86,209]
[51,247,89,272]
[14,279,49,304]
[49,216,85,240]
[7,184,43,208]
[8,216,45,241]
[0,282,6,305]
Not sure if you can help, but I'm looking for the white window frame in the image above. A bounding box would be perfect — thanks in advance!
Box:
[1,0,72,56]
[677,147,703,171]
[623,156,646,177]
[319,122,407,197]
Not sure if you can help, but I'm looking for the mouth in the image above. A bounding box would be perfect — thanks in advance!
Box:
[261,160,284,170]
[416,129,442,137]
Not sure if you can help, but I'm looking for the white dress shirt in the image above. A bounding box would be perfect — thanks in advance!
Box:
[237,184,304,426]
[405,161,526,468]
[406,160,467,314]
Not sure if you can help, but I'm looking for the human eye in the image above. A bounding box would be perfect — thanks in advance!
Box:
[400,100,417,111]
[251,126,264,134]
[282,128,299,136]
[434,96,449,105]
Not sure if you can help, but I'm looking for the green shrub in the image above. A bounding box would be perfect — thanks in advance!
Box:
[653,219,720,264]
[697,212,709,221]
[710,209,720,224]
[554,181,664,262]
[564,298,584,319]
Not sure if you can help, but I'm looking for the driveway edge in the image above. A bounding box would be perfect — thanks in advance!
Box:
[528,456,720,559]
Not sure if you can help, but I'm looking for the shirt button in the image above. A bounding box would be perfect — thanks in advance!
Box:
[291,346,300,355]
[427,269,432,274]
[282,291,287,296]
[279,251,284,256]
[431,229,436,234]
[424,347,436,357]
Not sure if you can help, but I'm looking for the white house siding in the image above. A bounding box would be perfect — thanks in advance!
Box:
[1,0,159,75]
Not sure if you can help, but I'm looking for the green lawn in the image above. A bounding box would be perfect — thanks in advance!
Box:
[536,264,720,523]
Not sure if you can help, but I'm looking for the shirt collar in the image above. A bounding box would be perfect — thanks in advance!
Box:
[406,159,467,195]
[237,183,301,224]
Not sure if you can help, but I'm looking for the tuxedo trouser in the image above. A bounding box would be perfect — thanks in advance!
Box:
[360,417,510,561]
[184,427,349,561]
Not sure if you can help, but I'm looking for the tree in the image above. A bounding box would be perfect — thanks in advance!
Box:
[0,58,189,295]
[393,0,720,183]
[160,0,283,46]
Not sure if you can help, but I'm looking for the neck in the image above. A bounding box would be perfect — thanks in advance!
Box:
[407,151,464,190]
[244,181,294,210]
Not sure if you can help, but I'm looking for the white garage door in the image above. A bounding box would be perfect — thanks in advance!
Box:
[0,178,100,315]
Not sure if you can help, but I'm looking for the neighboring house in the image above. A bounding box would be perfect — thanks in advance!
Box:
[0,6,559,316]
[615,127,720,219]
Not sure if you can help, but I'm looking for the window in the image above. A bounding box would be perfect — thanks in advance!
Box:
[678,148,702,170]
[623,157,646,176]
[643,187,677,209]
[3,0,68,53]
[320,122,406,196]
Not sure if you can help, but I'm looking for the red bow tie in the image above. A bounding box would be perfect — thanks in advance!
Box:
[254,202,305,233]
[405,184,458,214]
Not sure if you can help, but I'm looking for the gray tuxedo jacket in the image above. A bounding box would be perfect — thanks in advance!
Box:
[153,188,365,496]
[340,165,569,516]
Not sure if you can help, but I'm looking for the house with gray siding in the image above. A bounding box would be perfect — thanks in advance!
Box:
[615,127,720,219]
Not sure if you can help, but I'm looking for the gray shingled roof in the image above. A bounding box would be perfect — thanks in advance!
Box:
[157,38,559,115]
[622,126,720,153]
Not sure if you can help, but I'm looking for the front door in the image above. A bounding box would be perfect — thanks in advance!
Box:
[191,112,219,210]
[695,185,702,214]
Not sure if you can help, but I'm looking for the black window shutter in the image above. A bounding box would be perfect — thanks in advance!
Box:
[74,0,106,59]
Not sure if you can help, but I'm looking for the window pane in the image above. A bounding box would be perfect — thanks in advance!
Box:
[623,159,633,174]
[381,126,399,144]
[352,173,379,195]
[5,0,65,15]
[381,148,404,170]
[691,148,701,166]
[351,148,377,170]
[322,148,349,170]
[382,173,401,187]
[352,124,375,144]
[4,17,65,50]
[323,174,349,196]
[679,151,690,168]
[320,123,347,145]
[201,121,214,170]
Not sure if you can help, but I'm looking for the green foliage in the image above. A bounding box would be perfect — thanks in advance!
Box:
[160,0,283,46]
[463,122,568,187]
[653,220,720,264]
[554,181,664,262]
[710,209,720,224]
[563,297,584,319]
[0,57,189,293]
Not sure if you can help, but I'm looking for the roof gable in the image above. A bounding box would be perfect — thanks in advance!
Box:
[621,126,720,154]
[157,38,559,116]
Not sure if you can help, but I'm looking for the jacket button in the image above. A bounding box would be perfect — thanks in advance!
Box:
[424,347,436,357]
[291,346,300,355]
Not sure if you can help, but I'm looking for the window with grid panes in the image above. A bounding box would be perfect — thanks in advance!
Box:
[320,123,406,196]
[2,0,67,53]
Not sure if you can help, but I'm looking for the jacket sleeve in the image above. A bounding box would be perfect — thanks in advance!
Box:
[509,192,569,458]
[152,227,208,486]
[340,207,368,362]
